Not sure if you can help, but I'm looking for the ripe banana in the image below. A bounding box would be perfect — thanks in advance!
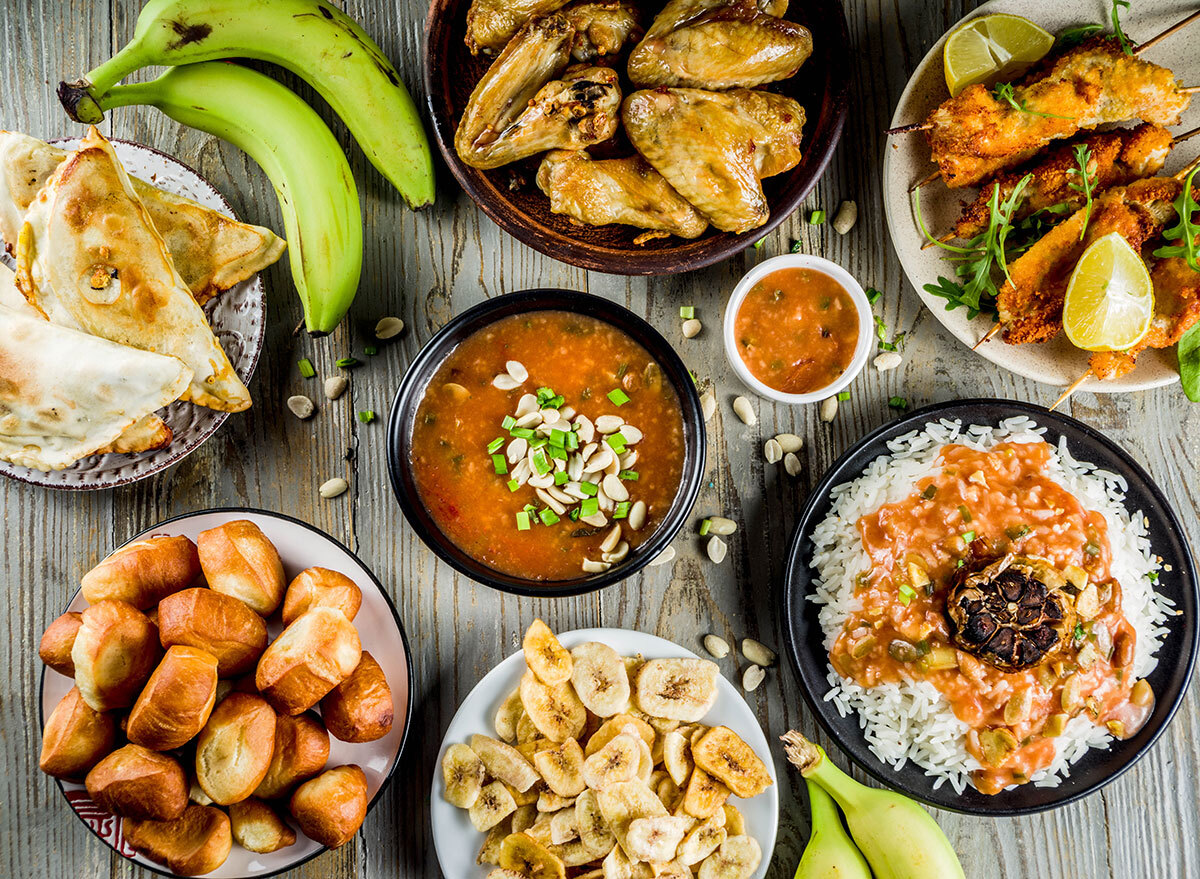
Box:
[91,62,362,335]
[795,779,872,879]
[58,0,434,209]
[782,731,966,879]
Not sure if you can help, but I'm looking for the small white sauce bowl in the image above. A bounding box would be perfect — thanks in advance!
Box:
[722,253,875,405]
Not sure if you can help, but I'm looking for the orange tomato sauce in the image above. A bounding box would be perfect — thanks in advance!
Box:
[829,441,1147,794]
[734,267,860,394]
[409,312,685,581]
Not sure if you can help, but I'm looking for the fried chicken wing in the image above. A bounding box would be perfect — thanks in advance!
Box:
[623,87,804,233]
[466,0,572,54]
[564,0,642,60]
[456,18,621,170]
[536,149,708,241]
[626,0,812,89]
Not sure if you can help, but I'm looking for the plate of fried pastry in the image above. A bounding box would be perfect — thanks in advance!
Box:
[425,0,850,274]
[0,127,285,487]
[38,509,413,878]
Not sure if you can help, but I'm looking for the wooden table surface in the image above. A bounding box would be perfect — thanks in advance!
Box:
[2,1,1197,877]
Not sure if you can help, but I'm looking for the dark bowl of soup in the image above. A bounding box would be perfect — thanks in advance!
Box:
[387,289,706,597]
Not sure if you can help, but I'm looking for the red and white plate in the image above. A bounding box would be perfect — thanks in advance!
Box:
[39,509,413,878]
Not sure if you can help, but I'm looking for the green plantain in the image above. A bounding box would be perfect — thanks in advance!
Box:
[92,62,362,335]
[795,779,873,879]
[58,0,434,209]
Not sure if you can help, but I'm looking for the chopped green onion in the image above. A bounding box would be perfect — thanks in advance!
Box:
[537,387,555,404]
[605,433,627,454]
[336,357,361,368]
[297,358,316,378]
[613,502,631,519]
[506,479,520,493]
[955,559,965,568]
[866,288,883,305]
[898,583,917,606]
[530,437,548,449]
[680,306,695,319]
[492,454,508,475]
[579,481,599,497]
[568,508,580,521]
[487,437,505,454]
[358,410,375,423]
[501,415,516,430]
[790,239,803,253]
[619,470,639,481]
[961,530,976,543]
[1147,571,1159,582]
[959,505,972,523]
[920,484,937,499]
[516,511,531,531]
[509,427,535,439]
[837,390,851,401]
[547,445,567,461]
[554,471,569,486]
[1084,541,1101,557]
[580,498,599,517]
[699,518,712,536]
[549,429,568,447]
[607,389,630,406]
[888,396,909,410]
[532,449,550,475]
[753,237,765,250]
[364,345,378,356]
[809,209,826,225]
[1005,524,1032,540]
[539,509,560,526]
[565,431,579,451]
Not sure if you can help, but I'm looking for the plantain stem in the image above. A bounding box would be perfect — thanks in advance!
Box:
[781,730,823,774]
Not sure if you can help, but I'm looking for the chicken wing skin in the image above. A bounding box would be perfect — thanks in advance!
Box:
[626,0,812,89]
[623,87,805,233]
[536,149,708,240]
[564,0,642,61]
[466,0,572,54]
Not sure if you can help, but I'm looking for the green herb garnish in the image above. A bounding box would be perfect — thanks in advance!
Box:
[991,81,1074,120]
[554,471,569,486]
[889,396,909,410]
[358,410,375,423]
[1006,524,1032,540]
[539,509,560,526]
[336,357,361,369]
[501,415,516,430]
[509,427,535,440]
[531,449,550,476]
[1152,166,1200,273]
[506,479,520,492]
[962,530,976,543]
[1179,323,1200,402]
[607,389,630,406]
[619,470,639,481]
[699,518,712,536]
[492,454,508,475]
[1056,22,1105,49]
[579,481,599,497]
[1084,541,1101,556]
[1111,0,1133,55]
[364,345,378,356]
[487,437,505,454]
[920,484,937,499]
[516,511,531,531]
[959,505,972,522]
[580,497,599,517]
[298,358,315,378]
[837,390,851,401]
[866,287,883,304]
[898,583,917,606]
[809,209,826,225]
[790,239,803,253]
[549,429,568,448]
[1069,145,1097,240]
[680,306,695,319]
[753,237,766,250]
[613,502,631,519]
[605,433,628,454]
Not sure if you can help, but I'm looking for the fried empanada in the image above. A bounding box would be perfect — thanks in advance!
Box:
[15,127,251,412]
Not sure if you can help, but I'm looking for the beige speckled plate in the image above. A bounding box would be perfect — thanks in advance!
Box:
[0,138,267,489]
[883,0,1199,392]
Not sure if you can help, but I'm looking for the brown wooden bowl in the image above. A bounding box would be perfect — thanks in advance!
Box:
[423,0,851,275]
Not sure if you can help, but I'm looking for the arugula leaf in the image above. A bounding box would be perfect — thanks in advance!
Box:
[1056,23,1105,49]
[1152,166,1200,273]
[1068,145,1096,241]
[1180,322,1200,402]
[991,82,1074,120]
[1111,0,1133,56]
[924,276,986,319]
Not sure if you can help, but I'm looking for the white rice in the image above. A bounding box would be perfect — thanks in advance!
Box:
[808,416,1173,794]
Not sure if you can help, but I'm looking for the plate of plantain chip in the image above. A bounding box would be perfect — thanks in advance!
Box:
[431,625,778,879]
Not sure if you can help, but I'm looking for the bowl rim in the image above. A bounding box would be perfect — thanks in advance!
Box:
[420,0,852,275]
[722,253,875,404]
[386,288,707,597]
[778,398,1198,815]
[37,506,416,879]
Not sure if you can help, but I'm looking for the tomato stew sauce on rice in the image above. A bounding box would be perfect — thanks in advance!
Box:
[829,441,1154,795]
[410,311,685,581]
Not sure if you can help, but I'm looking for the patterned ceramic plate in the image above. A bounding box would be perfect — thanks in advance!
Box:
[0,138,267,489]
[882,0,1198,392]
[39,509,414,878]
[430,628,779,879]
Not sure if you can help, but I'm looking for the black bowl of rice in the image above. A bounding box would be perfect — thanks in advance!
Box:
[781,399,1197,814]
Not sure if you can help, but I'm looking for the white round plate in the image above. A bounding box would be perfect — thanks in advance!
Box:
[882,0,1199,392]
[0,137,267,489]
[430,627,779,879]
[39,509,414,878]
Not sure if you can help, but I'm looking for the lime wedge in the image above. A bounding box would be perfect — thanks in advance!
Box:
[1063,232,1154,352]
[943,13,1055,96]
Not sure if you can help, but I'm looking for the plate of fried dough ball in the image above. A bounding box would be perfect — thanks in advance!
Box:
[37,508,413,877]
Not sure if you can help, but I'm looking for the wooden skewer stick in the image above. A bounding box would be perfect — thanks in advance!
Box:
[1134,9,1200,56]
[921,231,956,250]
[1175,126,1200,145]
[1173,152,1200,180]
[1180,85,1200,95]
[886,121,933,136]
[973,322,1001,349]
[909,169,941,192]
[1050,371,1093,411]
